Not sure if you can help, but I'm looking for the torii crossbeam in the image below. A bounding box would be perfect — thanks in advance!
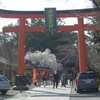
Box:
[0,8,100,75]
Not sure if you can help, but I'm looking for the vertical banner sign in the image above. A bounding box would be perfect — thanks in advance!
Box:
[32,68,37,82]
[44,8,56,31]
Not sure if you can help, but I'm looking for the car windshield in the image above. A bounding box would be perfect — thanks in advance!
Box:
[0,76,8,82]
[79,73,97,79]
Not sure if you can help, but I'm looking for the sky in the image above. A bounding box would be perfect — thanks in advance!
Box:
[0,0,93,31]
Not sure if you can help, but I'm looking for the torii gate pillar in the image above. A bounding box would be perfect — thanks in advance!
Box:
[17,18,25,75]
[78,17,87,72]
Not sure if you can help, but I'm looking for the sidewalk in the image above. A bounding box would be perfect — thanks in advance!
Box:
[5,84,71,100]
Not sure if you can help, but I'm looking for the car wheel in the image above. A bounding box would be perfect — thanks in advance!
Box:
[76,88,80,93]
[95,88,99,92]
[1,90,7,95]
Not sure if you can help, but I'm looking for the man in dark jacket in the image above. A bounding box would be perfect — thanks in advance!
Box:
[53,70,60,88]
[18,72,26,93]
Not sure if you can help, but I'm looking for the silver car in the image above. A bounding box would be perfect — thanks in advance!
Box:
[0,75,11,94]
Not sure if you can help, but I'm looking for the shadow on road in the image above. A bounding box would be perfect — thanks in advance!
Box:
[0,90,20,100]
[70,88,100,100]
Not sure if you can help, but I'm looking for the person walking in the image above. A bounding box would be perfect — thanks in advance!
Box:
[42,71,48,87]
[36,72,42,87]
[61,71,67,87]
[69,73,74,87]
[18,72,26,93]
[49,73,53,85]
[53,70,60,89]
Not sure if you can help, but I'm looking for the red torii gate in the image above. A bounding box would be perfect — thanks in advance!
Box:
[0,8,100,75]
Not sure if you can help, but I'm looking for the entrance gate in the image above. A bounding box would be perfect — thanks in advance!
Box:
[0,8,100,74]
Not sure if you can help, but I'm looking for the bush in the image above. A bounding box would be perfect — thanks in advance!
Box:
[10,77,15,86]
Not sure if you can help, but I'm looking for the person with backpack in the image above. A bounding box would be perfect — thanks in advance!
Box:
[69,73,74,87]
[61,71,67,87]
[18,72,26,93]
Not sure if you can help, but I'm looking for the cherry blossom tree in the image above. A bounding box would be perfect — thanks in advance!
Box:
[25,49,63,70]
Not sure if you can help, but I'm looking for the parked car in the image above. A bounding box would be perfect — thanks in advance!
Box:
[0,75,11,94]
[74,71,99,93]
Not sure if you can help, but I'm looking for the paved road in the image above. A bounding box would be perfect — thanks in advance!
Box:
[70,87,100,100]
[0,84,35,100]
[0,89,20,100]
[0,84,100,100]
[3,84,71,100]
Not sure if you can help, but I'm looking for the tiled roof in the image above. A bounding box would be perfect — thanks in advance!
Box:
[54,53,79,64]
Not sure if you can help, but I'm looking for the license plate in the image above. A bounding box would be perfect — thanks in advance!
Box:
[1,83,7,86]
[86,79,91,83]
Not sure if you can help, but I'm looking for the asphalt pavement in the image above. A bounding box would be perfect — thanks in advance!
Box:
[1,82,100,100]
[4,83,71,100]
[70,86,100,100]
